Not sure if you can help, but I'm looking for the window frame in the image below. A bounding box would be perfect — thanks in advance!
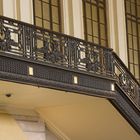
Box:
[124,0,140,82]
[33,0,62,32]
[82,0,108,47]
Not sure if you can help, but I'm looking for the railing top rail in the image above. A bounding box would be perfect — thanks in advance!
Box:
[0,15,112,51]
[113,52,140,87]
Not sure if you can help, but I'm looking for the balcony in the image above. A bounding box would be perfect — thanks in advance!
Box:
[0,16,140,134]
[0,16,115,97]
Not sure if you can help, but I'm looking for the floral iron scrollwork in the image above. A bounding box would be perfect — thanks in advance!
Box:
[81,57,102,72]
[119,73,127,86]
[81,50,103,72]
[0,26,5,41]
[0,25,17,51]
[38,38,65,63]
[67,39,80,60]
[119,73,136,99]
[67,39,79,53]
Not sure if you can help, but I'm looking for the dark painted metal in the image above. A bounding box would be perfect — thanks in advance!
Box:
[0,15,114,78]
[0,54,115,99]
[113,52,140,111]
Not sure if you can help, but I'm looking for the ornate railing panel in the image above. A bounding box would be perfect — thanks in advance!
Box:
[0,16,114,77]
[113,52,140,110]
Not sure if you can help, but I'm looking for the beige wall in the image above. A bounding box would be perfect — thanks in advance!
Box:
[0,113,27,140]
[107,0,118,52]
[71,0,84,39]
[20,0,33,23]
[37,98,140,140]
[114,0,128,65]
[63,0,74,35]
[3,0,17,19]
[2,0,33,23]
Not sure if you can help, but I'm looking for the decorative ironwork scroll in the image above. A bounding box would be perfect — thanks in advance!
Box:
[0,16,113,78]
[113,53,140,110]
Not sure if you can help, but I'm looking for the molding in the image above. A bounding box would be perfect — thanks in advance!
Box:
[0,104,38,117]
[3,0,17,19]
[115,0,128,65]
[40,116,71,140]
[0,71,116,99]
[20,0,33,24]
[72,0,84,39]
[0,52,116,81]
[107,0,117,51]
[0,55,116,99]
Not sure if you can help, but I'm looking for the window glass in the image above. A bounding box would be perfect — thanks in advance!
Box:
[33,0,61,32]
[83,0,108,47]
[125,0,140,82]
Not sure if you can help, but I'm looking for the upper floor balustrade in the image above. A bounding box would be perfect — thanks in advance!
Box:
[0,16,113,78]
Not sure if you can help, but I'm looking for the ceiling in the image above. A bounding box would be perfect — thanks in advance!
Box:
[0,80,100,109]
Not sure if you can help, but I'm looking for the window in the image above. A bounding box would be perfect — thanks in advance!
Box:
[33,0,62,32]
[125,0,140,83]
[82,0,108,47]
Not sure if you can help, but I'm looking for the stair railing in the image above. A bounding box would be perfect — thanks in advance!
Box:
[113,52,140,110]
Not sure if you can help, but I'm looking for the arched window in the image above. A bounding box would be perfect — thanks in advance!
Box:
[125,0,140,83]
[82,0,108,47]
[33,0,62,32]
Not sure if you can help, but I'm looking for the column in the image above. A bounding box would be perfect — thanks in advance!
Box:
[63,0,71,35]
[20,0,33,24]
[71,0,84,39]
[116,0,128,65]
[107,0,117,51]
[3,0,17,19]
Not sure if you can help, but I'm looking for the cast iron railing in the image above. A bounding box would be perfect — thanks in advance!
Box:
[113,52,140,110]
[0,16,139,110]
[0,16,113,77]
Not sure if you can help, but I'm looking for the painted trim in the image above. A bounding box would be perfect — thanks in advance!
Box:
[20,0,33,24]
[115,0,128,66]
[71,0,84,39]
[3,0,17,19]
